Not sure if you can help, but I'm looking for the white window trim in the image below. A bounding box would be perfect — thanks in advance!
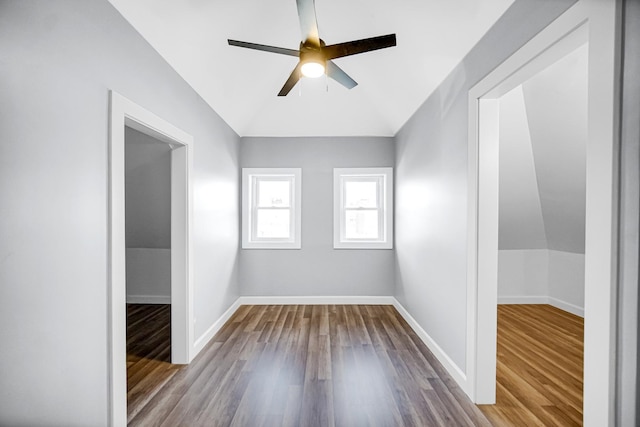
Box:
[242,168,301,249]
[333,167,393,249]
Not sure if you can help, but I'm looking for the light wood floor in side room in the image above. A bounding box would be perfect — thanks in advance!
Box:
[479,304,584,427]
[127,304,492,426]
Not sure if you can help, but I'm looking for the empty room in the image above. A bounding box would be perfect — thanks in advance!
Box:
[1,0,638,426]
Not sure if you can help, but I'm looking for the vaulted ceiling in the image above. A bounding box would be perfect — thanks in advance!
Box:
[499,44,588,254]
[108,0,514,137]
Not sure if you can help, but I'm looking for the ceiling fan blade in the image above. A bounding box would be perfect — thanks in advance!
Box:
[323,34,396,60]
[228,39,299,57]
[278,63,303,96]
[326,61,357,90]
[296,0,320,47]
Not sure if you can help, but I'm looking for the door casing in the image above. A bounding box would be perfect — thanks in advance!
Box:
[108,91,194,426]
[466,1,620,425]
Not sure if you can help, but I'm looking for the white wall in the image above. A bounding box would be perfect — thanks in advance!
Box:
[498,249,584,316]
[125,127,172,302]
[240,137,395,297]
[394,0,576,372]
[0,1,240,425]
[498,249,548,302]
[547,249,584,314]
[125,127,172,249]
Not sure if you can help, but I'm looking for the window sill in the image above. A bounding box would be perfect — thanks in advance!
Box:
[242,242,301,250]
[333,242,393,250]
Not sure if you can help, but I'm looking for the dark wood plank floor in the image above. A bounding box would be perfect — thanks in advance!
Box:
[479,304,584,426]
[127,304,180,423]
[128,304,492,426]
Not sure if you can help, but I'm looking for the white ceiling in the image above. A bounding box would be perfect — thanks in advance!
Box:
[108,0,514,137]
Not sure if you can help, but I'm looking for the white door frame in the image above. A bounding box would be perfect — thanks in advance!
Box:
[108,91,194,426]
[466,1,619,425]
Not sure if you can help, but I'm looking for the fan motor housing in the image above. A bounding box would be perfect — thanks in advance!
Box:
[299,40,326,76]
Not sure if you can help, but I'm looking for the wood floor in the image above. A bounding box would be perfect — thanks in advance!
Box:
[128,304,492,426]
[479,304,584,427]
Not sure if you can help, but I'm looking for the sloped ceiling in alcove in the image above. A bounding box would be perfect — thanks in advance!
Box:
[499,44,588,254]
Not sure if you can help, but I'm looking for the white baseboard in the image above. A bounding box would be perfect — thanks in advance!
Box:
[497,296,549,305]
[548,297,584,318]
[126,295,171,304]
[498,295,584,317]
[192,298,242,357]
[237,295,396,305]
[392,299,467,390]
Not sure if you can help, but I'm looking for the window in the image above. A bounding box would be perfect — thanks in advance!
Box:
[334,167,393,249]
[242,168,301,249]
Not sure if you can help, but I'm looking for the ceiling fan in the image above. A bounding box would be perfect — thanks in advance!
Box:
[228,0,397,96]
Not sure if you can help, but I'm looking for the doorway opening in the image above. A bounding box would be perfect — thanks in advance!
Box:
[124,127,180,421]
[477,39,588,424]
[109,92,194,426]
[466,1,619,424]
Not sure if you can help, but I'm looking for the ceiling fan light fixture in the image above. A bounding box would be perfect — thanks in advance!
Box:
[227,0,397,95]
[301,60,325,78]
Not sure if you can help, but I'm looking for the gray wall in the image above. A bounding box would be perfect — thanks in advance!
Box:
[618,0,640,424]
[125,127,172,249]
[240,137,395,297]
[0,1,240,425]
[394,0,576,370]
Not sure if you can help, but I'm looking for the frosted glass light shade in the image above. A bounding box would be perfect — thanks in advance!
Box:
[301,61,325,78]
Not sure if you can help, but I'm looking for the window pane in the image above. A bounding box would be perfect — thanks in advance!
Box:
[345,181,378,208]
[345,210,379,239]
[256,209,290,238]
[258,180,290,207]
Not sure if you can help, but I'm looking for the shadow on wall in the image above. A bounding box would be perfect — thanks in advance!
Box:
[125,127,172,303]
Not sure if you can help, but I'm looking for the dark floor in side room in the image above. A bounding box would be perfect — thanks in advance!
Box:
[127,304,180,423]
